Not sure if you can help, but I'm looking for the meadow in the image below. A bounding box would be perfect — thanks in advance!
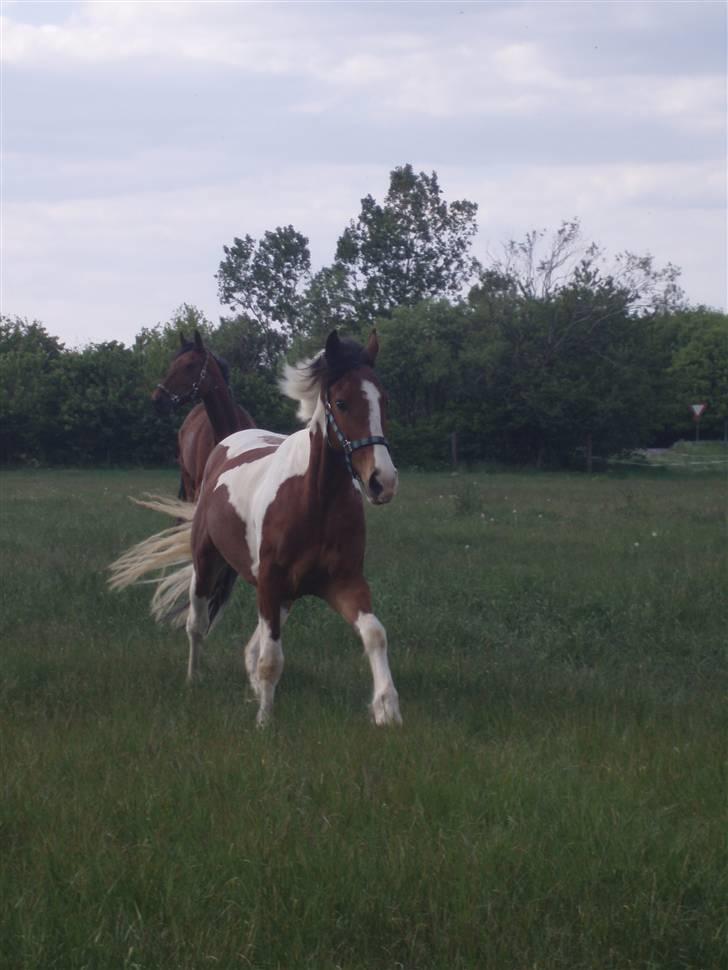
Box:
[1,466,726,970]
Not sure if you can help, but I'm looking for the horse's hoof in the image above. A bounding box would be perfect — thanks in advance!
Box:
[371,690,402,726]
[255,706,272,729]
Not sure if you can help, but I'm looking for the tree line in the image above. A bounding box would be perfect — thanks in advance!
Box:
[2,165,726,468]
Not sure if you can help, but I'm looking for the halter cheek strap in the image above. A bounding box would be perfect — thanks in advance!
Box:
[324,398,390,485]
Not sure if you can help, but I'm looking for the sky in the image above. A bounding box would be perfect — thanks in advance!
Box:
[2,0,726,348]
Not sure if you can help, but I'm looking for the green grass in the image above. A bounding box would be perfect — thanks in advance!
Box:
[1,467,726,969]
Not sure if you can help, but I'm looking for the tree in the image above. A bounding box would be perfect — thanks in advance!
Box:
[211,315,295,432]
[216,226,311,338]
[468,222,684,466]
[300,264,357,342]
[669,308,728,440]
[481,219,684,312]
[374,301,479,466]
[0,317,64,462]
[334,164,479,325]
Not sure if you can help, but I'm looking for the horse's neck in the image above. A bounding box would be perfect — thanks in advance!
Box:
[202,365,240,443]
[304,419,359,515]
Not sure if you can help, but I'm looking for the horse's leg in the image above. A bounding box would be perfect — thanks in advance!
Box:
[326,578,402,726]
[243,627,260,694]
[244,604,290,701]
[253,573,287,727]
[186,579,208,682]
[185,535,230,682]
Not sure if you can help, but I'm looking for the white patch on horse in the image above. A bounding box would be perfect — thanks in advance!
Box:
[361,379,398,496]
[223,427,285,459]
[216,426,316,577]
[255,615,284,727]
[354,611,402,726]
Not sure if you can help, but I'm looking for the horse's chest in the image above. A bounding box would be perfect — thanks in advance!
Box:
[262,507,363,598]
[274,538,349,599]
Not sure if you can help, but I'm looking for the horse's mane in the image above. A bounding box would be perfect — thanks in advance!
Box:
[281,337,372,424]
[176,341,231,387]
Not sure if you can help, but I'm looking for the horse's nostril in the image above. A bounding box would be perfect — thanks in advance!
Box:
[368,473,383,497]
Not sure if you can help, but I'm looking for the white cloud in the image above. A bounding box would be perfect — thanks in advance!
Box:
[1,162,385,345]
[2,0,725,345]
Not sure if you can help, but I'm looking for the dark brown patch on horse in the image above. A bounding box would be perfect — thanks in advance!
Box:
[254,427,365,604]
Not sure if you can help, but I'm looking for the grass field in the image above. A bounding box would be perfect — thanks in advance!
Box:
[1,466,726,970]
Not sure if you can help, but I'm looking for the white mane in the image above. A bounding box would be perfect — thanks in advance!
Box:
[279,353,324,424]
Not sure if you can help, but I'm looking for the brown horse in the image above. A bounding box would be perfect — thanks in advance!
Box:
[110,330,401,727]
[153,331,255,501]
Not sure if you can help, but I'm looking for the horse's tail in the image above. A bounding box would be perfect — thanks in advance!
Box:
[108,494,196,628]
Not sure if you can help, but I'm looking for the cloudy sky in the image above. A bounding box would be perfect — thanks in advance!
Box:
[2,0,726,347]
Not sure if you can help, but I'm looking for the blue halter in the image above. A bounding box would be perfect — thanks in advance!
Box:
[324,397,391,485]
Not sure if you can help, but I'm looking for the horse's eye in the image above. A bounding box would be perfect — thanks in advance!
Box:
[335,400,347,412]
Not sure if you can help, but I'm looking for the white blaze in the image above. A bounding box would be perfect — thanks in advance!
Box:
[361,380,397,490]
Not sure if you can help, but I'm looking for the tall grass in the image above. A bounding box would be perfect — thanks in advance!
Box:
[1,468,726,969]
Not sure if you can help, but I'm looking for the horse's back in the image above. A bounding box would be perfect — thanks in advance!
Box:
[203,428,287,497]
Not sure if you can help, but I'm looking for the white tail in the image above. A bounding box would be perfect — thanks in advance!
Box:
[108,494,196,627]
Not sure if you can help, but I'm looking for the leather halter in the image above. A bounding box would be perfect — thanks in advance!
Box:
[324,393,390,485]
[156,352,211,407]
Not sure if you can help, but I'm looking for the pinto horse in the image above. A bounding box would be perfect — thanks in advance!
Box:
[153,331,255,501]
[110,330,402,727]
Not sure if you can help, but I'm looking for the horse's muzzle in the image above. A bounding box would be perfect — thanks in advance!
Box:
[366,467,398,505]
[152,390,173,415]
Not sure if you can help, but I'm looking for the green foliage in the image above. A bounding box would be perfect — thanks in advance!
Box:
[0,317,64,462]
[216,225,311,337]
[335,164,479,325]
[668,307,728,438]
[301,263,357,341]
[467,221,688,465]
[4,193,727,469]
[207,314,296,431]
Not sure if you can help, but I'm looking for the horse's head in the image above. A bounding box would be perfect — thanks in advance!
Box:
[152,330,222,414]
[322,330,398,506]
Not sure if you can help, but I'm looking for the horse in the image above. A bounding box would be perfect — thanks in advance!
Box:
[153,330,255,501]
[110,329,402,727]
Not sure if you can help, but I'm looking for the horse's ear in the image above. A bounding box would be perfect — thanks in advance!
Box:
[179,331,187,348]
[194,330,205,353]
[324,330,341,364]
[363,328,379,365]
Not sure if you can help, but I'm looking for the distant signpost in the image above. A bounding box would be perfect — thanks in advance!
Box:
[690,403,707,442]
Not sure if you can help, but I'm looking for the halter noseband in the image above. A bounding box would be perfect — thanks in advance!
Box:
[324,393,391,485]
[156,351,211,407]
